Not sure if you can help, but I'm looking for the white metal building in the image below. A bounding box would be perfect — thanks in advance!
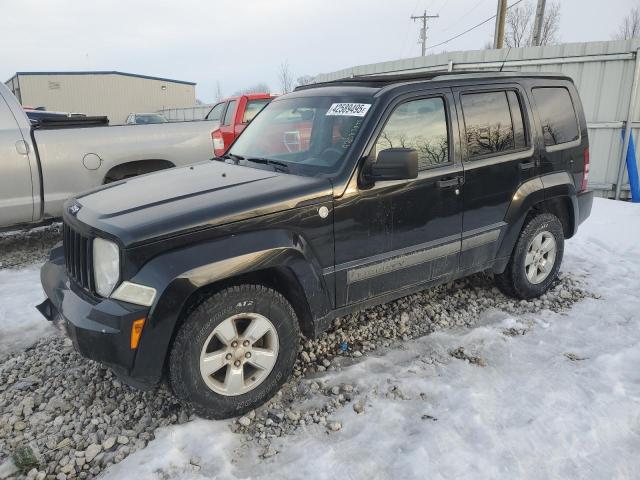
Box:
[4,71,196,125]
[158,104,214,122]
[315,39,640,199]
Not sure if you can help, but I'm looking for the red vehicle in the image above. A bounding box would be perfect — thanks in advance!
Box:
[206,93,277,157]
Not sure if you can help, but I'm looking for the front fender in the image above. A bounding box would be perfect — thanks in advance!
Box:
[127,229,332,384]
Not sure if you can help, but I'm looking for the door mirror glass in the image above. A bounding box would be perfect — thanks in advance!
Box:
[369,148,419,181]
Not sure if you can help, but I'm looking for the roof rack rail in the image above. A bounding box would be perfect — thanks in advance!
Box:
[294,69,567,91]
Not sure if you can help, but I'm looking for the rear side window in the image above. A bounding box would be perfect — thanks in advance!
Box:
[242,99,271,123]
[532,87,579,146]
[207,102,225,121]
[375,97,449,171]
[223,100,237,125]
[461,91,526,158]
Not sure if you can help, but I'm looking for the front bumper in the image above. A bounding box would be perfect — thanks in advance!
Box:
[38,244,154,389]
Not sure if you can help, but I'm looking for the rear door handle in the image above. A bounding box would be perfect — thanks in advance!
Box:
[437,176,461,188]
[520,160,536,170]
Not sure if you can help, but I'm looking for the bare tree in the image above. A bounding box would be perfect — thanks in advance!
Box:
[538,1,561,46]
[233,83,271,96]
[505,1,560,48]
[505,2,533,47]
[296,75,315,87]
[613,6,640,40]
[278,61,294,94]
[215,81,223,102]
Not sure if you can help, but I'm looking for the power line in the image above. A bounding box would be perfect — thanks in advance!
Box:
[427,0,526,51]
[439,0,488,33]
[432,0,449,16]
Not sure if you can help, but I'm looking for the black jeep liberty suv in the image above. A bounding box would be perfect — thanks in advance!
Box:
[39,71,593,418]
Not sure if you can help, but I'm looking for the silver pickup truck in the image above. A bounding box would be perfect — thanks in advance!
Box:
[0,82,218,230]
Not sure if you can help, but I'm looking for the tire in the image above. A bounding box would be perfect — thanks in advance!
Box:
[169,284,300,419]
[494,213,564,300]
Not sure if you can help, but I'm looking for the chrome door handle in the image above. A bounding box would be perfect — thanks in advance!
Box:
[15,140,29,155]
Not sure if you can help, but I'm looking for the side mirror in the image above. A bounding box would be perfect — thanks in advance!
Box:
[369,148,419,181]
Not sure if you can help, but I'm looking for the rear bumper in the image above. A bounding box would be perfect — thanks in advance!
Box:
[38,245,155,389]
[576,189,594,226]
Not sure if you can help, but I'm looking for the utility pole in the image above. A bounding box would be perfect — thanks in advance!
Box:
[493,0,508,49]
[531,0,547,46]
[411,10,439,56]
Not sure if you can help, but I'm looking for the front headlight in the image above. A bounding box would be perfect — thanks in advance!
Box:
[93,237,120,297]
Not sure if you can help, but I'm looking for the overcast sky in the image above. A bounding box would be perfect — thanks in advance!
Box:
[1,0,637,103]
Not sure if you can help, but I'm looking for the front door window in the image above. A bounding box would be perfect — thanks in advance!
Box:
[375,97,450,170]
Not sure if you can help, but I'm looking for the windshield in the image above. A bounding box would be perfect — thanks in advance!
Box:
[228,95,372,176]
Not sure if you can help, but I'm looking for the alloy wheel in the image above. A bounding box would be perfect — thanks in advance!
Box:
[524,230,557,284]
[199,312,279,396]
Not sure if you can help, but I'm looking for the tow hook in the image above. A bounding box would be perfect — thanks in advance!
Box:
[36,298,58,321]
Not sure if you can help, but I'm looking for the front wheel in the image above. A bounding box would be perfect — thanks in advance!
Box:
[495,213,564,299]
[169,285,300,419]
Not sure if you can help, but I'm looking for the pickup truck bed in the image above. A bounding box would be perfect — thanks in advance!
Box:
[0,82,219,230]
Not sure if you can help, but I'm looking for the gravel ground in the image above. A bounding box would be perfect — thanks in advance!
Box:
[0,225,62,270]
[0,272,592,479]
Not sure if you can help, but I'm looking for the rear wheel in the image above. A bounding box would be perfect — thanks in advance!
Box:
[495,213,564,299]
[169,284,299,419]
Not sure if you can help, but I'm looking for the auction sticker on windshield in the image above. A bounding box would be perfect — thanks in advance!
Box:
[326,103,371,117]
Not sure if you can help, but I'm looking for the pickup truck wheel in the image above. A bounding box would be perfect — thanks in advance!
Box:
[494,213,564,300]
[169,285,299,419]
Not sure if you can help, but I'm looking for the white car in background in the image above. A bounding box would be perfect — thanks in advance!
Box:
[125,113,169,125]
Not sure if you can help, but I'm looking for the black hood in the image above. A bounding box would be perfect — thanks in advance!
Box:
[72,161,333,247]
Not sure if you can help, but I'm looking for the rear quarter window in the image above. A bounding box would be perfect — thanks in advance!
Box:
[532,87,579,146]
[242,99,271,123]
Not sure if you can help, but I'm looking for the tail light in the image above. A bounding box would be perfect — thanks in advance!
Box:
[212,130,225,157]
[580,147,590,191]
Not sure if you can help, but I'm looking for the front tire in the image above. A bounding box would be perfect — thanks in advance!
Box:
[495,213,564,299]
[169,284,299,419]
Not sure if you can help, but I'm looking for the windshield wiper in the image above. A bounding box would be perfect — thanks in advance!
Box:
[212,152,245,164]
[245,157,290,173]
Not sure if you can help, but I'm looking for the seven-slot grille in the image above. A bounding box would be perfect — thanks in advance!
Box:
[63,223,94,292]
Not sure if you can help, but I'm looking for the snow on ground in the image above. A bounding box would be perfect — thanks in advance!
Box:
[0,265,57,355]
[102,198,640,480]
